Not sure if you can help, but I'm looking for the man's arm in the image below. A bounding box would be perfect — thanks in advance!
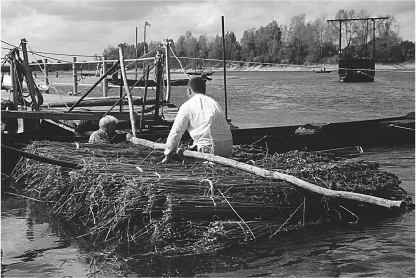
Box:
[162,106,189,162]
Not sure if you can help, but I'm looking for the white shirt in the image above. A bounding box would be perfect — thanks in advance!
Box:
[164,93,232,156]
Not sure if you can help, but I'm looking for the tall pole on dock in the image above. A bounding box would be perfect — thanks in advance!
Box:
[164,39,172,102]
[44,59,49,94]
[135,27,138,79]
[102,54,108,97]
[143,21,150,72]
[119,47,137,137]
[221,16,228,121]
[72,57,78,96]
[20,39,39,110]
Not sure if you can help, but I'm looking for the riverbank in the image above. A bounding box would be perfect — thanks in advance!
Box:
[219,61,415,72]
[173,60,415,73]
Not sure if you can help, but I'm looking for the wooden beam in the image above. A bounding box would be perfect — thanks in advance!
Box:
[119,47,137,137]
[45,96,157,108]
[2,110,154,121]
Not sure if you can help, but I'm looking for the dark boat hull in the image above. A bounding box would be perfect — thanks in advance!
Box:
[3,114,414,153]
[338,58,375,82]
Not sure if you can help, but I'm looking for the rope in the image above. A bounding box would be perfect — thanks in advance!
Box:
[168,46,190,79]
[388,124,415,131]
[356,70,397,86]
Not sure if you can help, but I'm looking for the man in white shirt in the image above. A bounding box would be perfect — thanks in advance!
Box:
[162,76,233,163]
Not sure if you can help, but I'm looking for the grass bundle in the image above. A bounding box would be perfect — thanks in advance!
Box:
[11,141,413,259]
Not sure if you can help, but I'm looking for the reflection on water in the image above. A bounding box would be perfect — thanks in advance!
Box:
[1,198,89,277]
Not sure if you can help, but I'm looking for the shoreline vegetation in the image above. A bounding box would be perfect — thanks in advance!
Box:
[172,61,415,73]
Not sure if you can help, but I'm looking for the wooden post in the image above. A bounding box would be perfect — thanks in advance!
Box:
[140,65,150,132]
[20,39,39,110]
[72,57,78,96]
[339,21,342,60]
[119,64,124,112]
[9,61,18,110]
[102,55,108,97]
[164,39,172,102]
[44,59,49,94]
[154,56,163,122]
[119,47,137,137]
[135,27,138,80]
[221,16,228,121]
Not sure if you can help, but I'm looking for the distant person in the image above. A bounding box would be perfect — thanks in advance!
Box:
[162,76,233,163]
[88,115,118,144]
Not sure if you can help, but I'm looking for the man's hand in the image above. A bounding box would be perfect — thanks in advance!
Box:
[160,152,174,164]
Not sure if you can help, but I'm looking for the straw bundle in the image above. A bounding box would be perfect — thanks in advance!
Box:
[11,141,412,257]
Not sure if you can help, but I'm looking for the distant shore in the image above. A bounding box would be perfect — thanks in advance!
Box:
[174,61,415,73]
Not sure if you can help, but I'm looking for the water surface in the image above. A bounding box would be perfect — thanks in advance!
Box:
[2,70,414,277]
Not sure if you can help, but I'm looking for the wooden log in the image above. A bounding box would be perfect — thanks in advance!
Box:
[119,47,137,137]
[2,144,80,169]
[46,96,157,108]
[20,39,39,110]
[127,137,404,209]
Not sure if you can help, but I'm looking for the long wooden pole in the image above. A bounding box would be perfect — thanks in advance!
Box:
[119,47,137,137]
[127,136,404,209]
[20,39,39,110]
[2,144,80,169]
[102,54,108,97]
[135,27,138,80]
[72,57,78,96]
[44,59,49,94]
[221,16,228,121]
[140,65,150,132]
[164,39,172,102]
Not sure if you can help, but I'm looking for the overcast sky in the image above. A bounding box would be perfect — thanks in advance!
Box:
[1,0,414,62]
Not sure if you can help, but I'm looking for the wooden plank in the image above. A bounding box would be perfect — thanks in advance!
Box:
[2,110,142,121]
[44,96,157,108]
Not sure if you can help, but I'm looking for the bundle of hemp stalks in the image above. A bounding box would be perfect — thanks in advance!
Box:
[11,140,413,256]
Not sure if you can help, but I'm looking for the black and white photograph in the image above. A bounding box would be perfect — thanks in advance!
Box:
[1,0,414,277]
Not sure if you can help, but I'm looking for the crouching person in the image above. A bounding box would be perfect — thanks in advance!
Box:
[88,115,118,144]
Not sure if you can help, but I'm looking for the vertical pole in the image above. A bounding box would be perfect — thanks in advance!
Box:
[119,47,137,137]
[44,59,49,94]
[7,59,18,134]
[135,27,138,80]
[119,64,123,112]
[154,57,162,122]
[372,19,376,60]
[9,61,18,110]
[140,65,150,132]
[339,21,342,60]
[164,39,172,102]
[221,16,228,121]
[102,55,108,97]
[72,57,78,96]
[20,39,39,110]
[143,23,147,73]
[143,24,147,56]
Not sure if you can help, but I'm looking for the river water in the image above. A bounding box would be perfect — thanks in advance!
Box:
[1,70,415,277]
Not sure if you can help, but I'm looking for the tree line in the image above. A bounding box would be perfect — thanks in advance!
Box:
[45,9,415,72]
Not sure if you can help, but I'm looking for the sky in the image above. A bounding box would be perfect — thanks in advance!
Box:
[1,0,415,62]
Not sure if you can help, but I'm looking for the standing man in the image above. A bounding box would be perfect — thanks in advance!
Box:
[162,76,233,163]
[88,115,118,144]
